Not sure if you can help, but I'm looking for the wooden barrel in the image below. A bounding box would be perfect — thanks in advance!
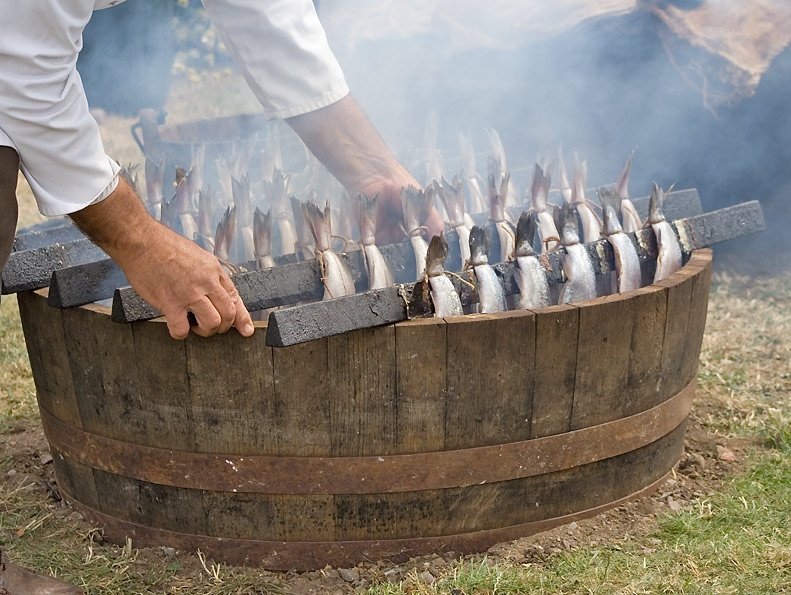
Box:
[17,250,712,571]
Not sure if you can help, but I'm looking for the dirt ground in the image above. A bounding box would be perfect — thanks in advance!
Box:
[0,384,753,594]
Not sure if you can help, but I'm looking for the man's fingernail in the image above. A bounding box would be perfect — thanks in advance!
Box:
[243,322,254,336]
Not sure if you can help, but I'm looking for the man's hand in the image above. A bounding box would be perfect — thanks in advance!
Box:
[70,177,254,340]
[287,95,443,245]
[356,178,444,246]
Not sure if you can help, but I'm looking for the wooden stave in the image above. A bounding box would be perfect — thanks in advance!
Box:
[18,250,712,569]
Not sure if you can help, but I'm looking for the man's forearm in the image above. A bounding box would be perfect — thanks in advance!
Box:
[286,95,414,196]
[68,177,158,268]
[69,177,254,340]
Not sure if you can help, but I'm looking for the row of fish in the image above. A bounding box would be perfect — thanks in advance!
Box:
[123,125,684,316]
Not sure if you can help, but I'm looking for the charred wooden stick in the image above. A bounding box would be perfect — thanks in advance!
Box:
[265,200,765,347]
[48,259,128,308]
[104,191,703,321]
[110,240,419,323]
[12,218,86,252]
[1,238,107,295]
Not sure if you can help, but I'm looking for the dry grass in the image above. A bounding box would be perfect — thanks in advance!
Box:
[696,272,791,445]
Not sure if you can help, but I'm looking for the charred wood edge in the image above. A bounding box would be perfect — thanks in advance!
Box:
[265,199,763,347]
[48,259,129,308]
[109,239,420,323]
[25,187,701,311]
[12,218,85,252]
[38,379,693,494]
[5,186,701,297]
[1,238,107,295]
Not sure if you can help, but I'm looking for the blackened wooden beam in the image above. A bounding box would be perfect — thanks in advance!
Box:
[675,199,765,252]
[12,218,86,252]
[110,239,420,323]
[2,185,699,302]
[265,200,764,347]
[48,259,128,308]
[112,257,326,323]
[1,238,107,294]
[106,190,712,322]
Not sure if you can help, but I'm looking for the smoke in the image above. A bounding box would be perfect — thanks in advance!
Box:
[320,1,791,272]
[76,1,789,272]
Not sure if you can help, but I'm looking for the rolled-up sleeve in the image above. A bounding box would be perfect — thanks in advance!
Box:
[0,1,120,216]
[201,0,350,120]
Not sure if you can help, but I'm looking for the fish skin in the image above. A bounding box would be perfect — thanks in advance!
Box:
[302,201,356,299]
[558,202,597,304]
[434,176,466,229]
[530,161,561,252]
[434,177,472,265]
[488,171,515,263]
[513,211,550,309]
[648,182,683,283]
[401,185,434,281]
[425,234,463,317]
[457,131,487,216]
[599,193,642,293]
[214,205,236,265]
[290,195,315,260]
[187,143,205,213]
[253,207,276,270]
[615,154,643,233]
[468,225,507,313]
[214,156,235,210]
[515,256,551,309]
[232,174,255,262]
[358,193,394,289]
[197,188,215,239]
[271,168,298,258]
[571,154,602,244]
[485,128,520,209]
[144,156,165,220]
[599,187,642,292]
[161,166,192,233]
[557,147,573,204]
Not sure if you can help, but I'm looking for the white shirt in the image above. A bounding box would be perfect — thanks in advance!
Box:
[0,0,349,216]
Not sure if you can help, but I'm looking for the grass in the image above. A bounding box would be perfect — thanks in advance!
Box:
[363,450,791,594]
[0,297,37,431]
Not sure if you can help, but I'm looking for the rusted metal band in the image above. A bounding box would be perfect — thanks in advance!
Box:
[63,471,673,572]
[41,379,695,495]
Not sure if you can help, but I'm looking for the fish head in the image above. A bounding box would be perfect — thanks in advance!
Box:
[648,182,666,224]
[597,187,623,236]
[468,225,490,265]
[400,185,433,235]
[615,152,634,200]
[198,188,215,236]
[559,202,581,246]
[557,148,572,204]
[571,154,588,205]
[602,203,624,237]
[357,193,379,246]
[488,172,505,221]
[514,211,536,257]
[530,162,548,211]
[301,200,332,251]
[434,178,463,229]
[425,233,449,277]
[253,207,273,257]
